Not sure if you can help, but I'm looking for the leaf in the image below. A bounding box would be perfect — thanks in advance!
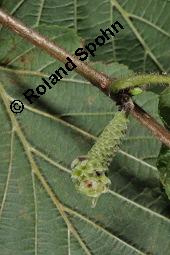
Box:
[1,0,170,72]
[157,87,170,200]
[159,87,170,129]
[157,145,170,200]
[0,22,170,255]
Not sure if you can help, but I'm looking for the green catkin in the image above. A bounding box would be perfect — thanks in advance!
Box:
[87,111,128,168]
[71,110,128,201]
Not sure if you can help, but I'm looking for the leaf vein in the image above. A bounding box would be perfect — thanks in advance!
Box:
[112,0,165,72]
[0,128,14,220]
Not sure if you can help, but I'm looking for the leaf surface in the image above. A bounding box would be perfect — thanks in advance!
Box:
[0,23,170,255]
[157,87,170,200]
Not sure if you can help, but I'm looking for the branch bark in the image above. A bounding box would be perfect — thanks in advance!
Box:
[0,8,170,148]
[0,9,111,89]
[131,103,170,147]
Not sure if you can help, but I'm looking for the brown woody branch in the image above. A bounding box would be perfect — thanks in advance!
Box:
[0,8,170,148]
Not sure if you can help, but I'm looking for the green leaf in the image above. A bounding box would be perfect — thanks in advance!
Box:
[0,22,170,255]
[159,87,170,129]
[157,87,170,199]
[157,146,170,200]
[1,0,170,72]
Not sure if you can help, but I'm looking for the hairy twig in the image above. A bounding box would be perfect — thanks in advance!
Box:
[112,74,170,92]
[0,8,170,148]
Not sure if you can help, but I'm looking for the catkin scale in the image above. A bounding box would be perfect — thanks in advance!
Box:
[71,110,128,198]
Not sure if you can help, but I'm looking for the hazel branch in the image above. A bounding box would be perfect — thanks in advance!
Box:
[0,8,170,148]
[131,103,170,147]
[0,9,112,89]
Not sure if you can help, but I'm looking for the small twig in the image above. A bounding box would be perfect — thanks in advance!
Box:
[0,8,170,148]
[111,74,170,92]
